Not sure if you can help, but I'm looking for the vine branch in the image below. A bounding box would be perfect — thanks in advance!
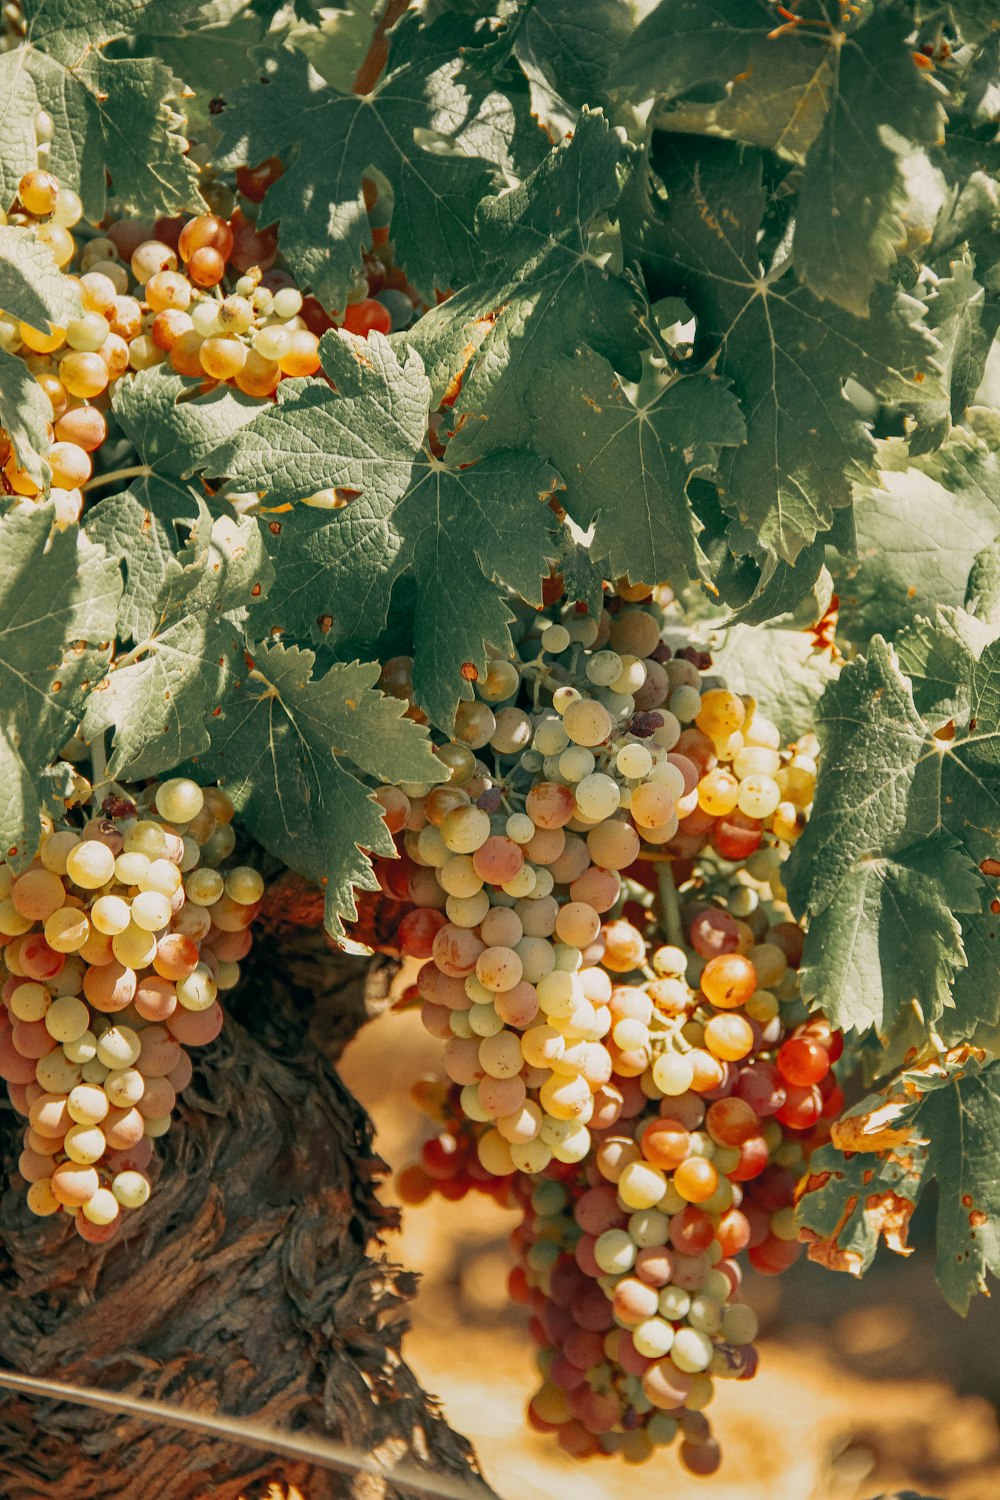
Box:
[353,0,412,94]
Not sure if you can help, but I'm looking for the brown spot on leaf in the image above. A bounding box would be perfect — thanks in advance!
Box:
[866,1191,915,1256]
[832,1101,922,1154]
[460,663,478,682]
[971,1209,988,1228]
[795,1168,837,1200]
[802,1194,861,1274]
[268,521,281,535]
[439,306,504,409]
[981,858,1000,878]
[317,615,333,635]
[251,582,262,598]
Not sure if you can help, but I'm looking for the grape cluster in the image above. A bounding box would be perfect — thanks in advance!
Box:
[399,894,842,1472]
[1,121,418,527]
[0,777,263,1241]
[358,590,836,1470]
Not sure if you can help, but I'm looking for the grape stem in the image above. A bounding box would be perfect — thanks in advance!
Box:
[82,464,152,492]
[657,862,684,950]
[89,732,108,796]
[86,730,130,808]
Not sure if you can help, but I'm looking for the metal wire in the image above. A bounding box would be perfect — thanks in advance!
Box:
[0,1369,491,1500]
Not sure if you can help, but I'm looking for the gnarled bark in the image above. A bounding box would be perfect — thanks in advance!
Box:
[0,906,492,1500]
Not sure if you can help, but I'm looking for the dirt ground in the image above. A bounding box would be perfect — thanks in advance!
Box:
[339,1008,1000,1500]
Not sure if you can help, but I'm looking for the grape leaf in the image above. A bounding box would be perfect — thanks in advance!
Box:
[0,349,58,488]
[0,228,82,479]
[640,138,942,563]
[726,542,831,627]
[791,7,947,317]
[708,621,839,739]
[0,2,201,219]
[895,605,995,724]
[797,1053,1000,1313]
[113,368,264,479]
[969,636,1000,766]
[256,444,560,732]
[0,507,121,863]
[211,324,561,729]
[214,14,505,309]
[208,331,431,508]
[133,1,274,125]
[613,0,781,109]
[406,109,642,463]
[0,226,81,331]
[528,348,745,585]
[781,639,932,901]
[392,447,561,729]
[82,509,273,780]
[799,837,981,1033]
[842,432,1000,646]
[787,637,1000,1035]
[185,641,444,940]
[84,482,206,642]
[553,531,605,622]
[290,0,381,94]
[966,538,1000,626]
[20,0,203,59]
[908,255,999,456]
[617,4,946,315]
[511,0,633,138]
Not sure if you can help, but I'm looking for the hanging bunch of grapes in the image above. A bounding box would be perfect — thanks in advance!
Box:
[0,775,264,1241]
[349,586,839,1470]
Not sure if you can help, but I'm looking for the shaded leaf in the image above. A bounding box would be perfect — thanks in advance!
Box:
[529,347,745,585]
[407,110,641,462]
[209,332,430,507]
[641,138,941,563]
[215,15,505,308]
[787,638,1000,1034]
